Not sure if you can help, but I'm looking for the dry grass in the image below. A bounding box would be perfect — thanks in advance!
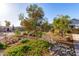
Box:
[42,31,73,45]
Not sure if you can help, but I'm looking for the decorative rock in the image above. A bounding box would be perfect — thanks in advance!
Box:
[49,42,76,56]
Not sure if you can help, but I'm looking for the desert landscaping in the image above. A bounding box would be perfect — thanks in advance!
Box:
[0,4,79,56]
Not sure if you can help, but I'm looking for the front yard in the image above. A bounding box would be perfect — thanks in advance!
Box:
[0,31,76,56]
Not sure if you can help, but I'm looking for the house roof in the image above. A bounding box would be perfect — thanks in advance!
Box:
[71,19,79,24]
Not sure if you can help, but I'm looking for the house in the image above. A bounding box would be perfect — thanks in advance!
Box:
[70,19,79,29]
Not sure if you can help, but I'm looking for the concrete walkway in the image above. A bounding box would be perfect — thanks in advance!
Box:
[72,34,79,56]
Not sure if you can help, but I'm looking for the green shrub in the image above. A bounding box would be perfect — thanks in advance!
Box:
[36,31,43,37]
[27,40,49,48]
[15,29,21,36]
[0,42,7,49]
[4,40,51,56]
[24,31,29,34]
[4,44,31,56]
[26,40,50,56]
[20,38,29,43]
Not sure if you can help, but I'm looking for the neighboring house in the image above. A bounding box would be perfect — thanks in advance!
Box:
[70,19,79,29]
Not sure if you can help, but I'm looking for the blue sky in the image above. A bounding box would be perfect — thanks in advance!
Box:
[0,3,79,26]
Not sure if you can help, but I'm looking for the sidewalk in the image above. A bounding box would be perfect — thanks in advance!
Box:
[72,34,79,56]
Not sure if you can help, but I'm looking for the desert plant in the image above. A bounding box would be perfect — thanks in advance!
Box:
[20,38,29,43]
[15,29,21,36]
[24,40,50,56]
[4,44,31,56]
[36,31,43,37]
[0,42,7,49]
[4,39,51,56]
[53,15,71,37]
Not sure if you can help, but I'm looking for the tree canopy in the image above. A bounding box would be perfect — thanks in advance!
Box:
[5,20,11,27]
[53,15,70,36]
[19,4,71,37]
[19,4,46,32]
